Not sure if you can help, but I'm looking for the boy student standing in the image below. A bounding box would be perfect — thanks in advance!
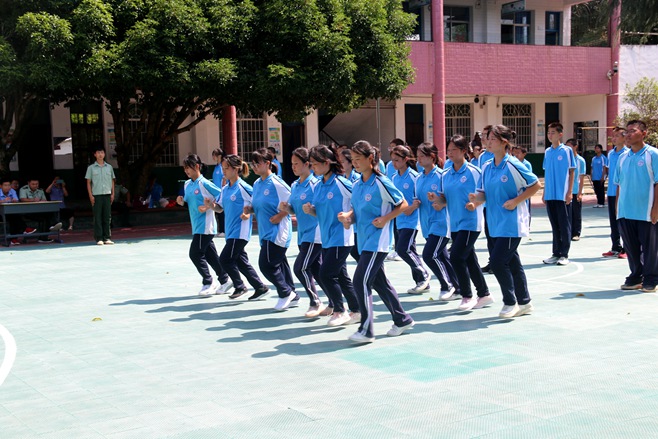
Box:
[566,139,586,241]
[542,122,575,266]
[85,146,115,245]
[615,120,658,293]
[590,144,608,207]
[603,127,629,258]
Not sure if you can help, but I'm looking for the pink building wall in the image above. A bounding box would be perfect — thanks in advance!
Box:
[406,42,612,96]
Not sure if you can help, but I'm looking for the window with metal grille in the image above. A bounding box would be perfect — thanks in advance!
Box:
[127,120,179,167]
[445,104,472,145]
[502,104,533,151]
[218,111,266,158]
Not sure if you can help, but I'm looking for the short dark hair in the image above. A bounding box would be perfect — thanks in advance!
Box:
[594,144,603,150]
[389,138,405,146]
[1,177,12,185]
[547,122,564,133]
[212,148,225,158]
[626,119,647,131]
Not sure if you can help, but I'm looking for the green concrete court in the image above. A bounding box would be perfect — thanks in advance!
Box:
[2,202,658,438]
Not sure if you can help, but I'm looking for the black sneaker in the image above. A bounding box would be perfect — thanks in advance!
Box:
[248,286,270,301]
[229,287,249,300]
[481,264,493,274]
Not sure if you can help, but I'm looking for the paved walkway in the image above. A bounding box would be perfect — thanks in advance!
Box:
[2,199,658,438]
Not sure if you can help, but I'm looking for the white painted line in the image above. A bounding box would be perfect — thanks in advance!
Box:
[0,324,17,386]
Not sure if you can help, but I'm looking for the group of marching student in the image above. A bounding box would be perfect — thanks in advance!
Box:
[177,124,540,344]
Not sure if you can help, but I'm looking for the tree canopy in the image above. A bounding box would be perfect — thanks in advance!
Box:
[618,77,658,146]
[0,0,416,193]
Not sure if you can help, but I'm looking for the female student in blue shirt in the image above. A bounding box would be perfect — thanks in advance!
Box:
[338,141,414,344]
[204,154,269,300]
[278,147,328,318]
[390,145,431,294]
[211,148,226,236]
[303,145,360,327]
[470,125,539,318]
[176,154,232,296]
[414,142,460,301]
[244,148,299,311]
[431,135,492,312]
[338,148,360,183]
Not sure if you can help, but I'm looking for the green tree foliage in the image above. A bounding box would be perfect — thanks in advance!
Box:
[618,77,658,146]
[0,0,76,177]
[572,0,658,47]
[0,0,415,193]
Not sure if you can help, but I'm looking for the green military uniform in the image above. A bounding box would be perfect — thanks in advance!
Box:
[86,162,115,242]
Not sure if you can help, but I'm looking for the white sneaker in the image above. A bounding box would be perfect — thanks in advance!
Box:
[499,304,520,318]
[458,296,478,311]
[386,320,415,337]
[96,240,104,246]
[217,280,233,295]
[327,311,351,326]
[305,304,326,318]
[199,282,218,296]
[386,251,402,261]
[543,256,559,264]
[557,257,569,266]
[439,287,457,301]
[515,303,534,316]
[49,222,63,231]
[103,239,114,245]
[472,295,494,309]
[407,276,431,294]
[346,312,361,325]
[274,292,299,311]
[349,332,375,344]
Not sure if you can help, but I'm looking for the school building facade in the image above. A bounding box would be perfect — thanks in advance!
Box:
[10,0,622,195]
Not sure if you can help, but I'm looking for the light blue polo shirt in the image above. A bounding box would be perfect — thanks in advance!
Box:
[415,166,448,238]
[183,176,221,235]
[312,173,354,248]
[591,154,608,180]
[477,150,495,169]
[352,174,404,253]
[606,146,628,197]
[572,155,586,195]
[392,167,420,230]
[347,169,360,184]
[378,159,386,174]
[212,164,224,187]
[522,159,533,172]
[272,158,283,177]
[250,174,292,248]
[386,161,396,179]
[218,178,253,241]
[542,144,575,201]
[0,188,18,202]
[441,162,484,232]
[290,175,321,245]
[479,155,538,238]
[615,145,658,222]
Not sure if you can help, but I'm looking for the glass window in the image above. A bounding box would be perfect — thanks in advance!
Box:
[445,104,472,145]
[501,11,532,45]
[219,111,267,159]
[502,104,533,151]
[545,12,561,46]
[403,1,432,41]
[444,6,470,42]
[128,117,179,167]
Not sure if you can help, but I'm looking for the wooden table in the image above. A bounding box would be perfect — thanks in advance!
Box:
[0,201,62,246]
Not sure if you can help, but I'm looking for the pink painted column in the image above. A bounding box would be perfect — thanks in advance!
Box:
[431,0,446,159]
[222,105,238,155]
[606,0,621,149]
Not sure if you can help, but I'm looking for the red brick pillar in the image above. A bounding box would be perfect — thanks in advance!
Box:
[431,0,446,159]
[222,106,238,155]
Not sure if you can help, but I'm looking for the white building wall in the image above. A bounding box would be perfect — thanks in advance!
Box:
[619,45,658,113]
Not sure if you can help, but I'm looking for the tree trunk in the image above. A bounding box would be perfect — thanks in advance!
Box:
[0,92,41,179]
